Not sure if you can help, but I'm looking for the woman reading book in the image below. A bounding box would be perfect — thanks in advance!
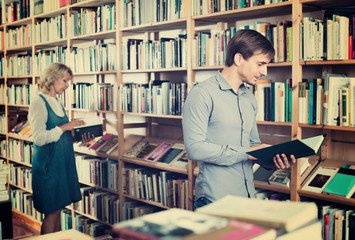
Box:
[182,30,296,209]
[28,63,86,234]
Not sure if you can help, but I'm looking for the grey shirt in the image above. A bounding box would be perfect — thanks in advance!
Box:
[182,72,261,202]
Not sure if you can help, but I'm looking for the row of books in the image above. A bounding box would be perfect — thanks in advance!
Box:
[7,54,32,77]
[120,81,187,116]
[252,74,355,126]
[318,205,355,240]
[75,187,120,225]
[68,82,118,112]
[302,162,355,199]
[33,46,69,75]
[193,20,292,67]
[301,12,355,61]
[8,138,33,165]
[75,154,119,192]
[7,84,37,106]
[119,0,187,27]
[6,24,32,49]
[34,0,70,15]
[122,138,189,168]
[3,0,32,24]
[61,209,112,238]
[252,78,292,122]
[121,36,187,70]
[72,43,116,73]
[10,188,44,222]
[70,4,116,37]
[33,13,67,44]
[123,167,189,209]
[0,160,9,201]
[301,74,355,127]
[9,120,33,137]
[9,164,32,192]
[192,0,289,16]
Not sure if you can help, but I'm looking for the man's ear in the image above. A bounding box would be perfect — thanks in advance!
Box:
[234,53,243,66]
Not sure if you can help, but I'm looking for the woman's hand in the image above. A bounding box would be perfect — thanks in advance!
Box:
[59,119,85,132]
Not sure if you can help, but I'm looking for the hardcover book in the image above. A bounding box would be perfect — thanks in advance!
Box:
[73,123,103,142]
[144,142,173,162]
[196,195,318,232]
[123,140,149,158]
[89,133,114,150]
[98,136,118,155]
[247,135,325,168]
[301,166,339,193]
[322,164,355,198]
[156,143,185,165]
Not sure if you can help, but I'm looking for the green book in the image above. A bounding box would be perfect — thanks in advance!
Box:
[247,135,325,168]
[322,165,355,198]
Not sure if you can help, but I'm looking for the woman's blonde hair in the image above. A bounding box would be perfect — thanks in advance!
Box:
[39,63,73,92]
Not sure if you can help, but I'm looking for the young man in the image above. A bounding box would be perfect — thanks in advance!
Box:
[182,29,296,209]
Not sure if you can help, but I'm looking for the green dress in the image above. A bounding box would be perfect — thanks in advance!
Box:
[32,95,81,214]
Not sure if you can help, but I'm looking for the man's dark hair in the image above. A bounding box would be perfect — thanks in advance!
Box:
[225,29,275,67]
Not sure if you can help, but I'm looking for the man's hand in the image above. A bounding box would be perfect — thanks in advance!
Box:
[273,154,297,169]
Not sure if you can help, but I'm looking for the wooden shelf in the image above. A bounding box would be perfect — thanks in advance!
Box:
[121,67,187,73]
[192,1,292,23]
[301,59,355,65]
[254,181,291,194]
[121,157,188,175]
[298,190,355,207]
[73,145,118,159]
[121,18,187,32]
[34,39,68,49]
[256,121,292,127]
[8,158,32,167]
[12,208,41,232]
[123,194,170,210]
[121,112,183,119]
[78,181,119,195]
[70,29,116,41]
[7,133,33,142]
[71,208,114,226]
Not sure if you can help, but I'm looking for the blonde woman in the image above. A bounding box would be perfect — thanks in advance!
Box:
[29,63,84,234]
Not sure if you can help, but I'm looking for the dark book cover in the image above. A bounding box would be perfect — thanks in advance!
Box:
[73,124,103,142]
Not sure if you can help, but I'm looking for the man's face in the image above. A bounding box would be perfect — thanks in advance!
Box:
[237,53,271,86]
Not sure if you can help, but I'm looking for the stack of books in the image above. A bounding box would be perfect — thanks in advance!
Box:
[112,195,322,239]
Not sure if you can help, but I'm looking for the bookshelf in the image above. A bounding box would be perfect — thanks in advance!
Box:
[0,0,354,237]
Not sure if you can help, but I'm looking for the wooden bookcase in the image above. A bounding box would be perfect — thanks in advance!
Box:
[1,0,354,236]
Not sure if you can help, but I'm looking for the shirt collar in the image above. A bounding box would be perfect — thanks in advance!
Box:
[215,71,248,95]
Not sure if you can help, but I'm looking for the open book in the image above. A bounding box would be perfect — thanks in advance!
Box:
[247,135,325,168]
